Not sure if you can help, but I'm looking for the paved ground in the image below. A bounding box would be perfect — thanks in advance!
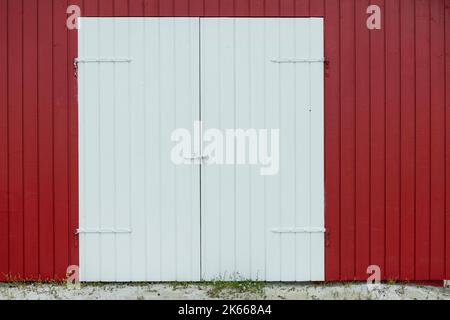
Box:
[0,282,449,300]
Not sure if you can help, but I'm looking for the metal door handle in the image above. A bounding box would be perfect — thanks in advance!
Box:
[184,155,210,161]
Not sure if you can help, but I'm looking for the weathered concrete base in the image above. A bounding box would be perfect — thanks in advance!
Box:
[0,283,449,300]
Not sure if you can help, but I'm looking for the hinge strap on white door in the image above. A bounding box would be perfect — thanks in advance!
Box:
[271,227,326,234]
[271,58,325,64]
[73,58,132,78]
[75,58,132,64]
[76,228,132,234]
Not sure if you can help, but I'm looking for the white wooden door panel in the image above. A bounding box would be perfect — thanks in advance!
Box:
[200,18,324,281]
[78,18,201,281]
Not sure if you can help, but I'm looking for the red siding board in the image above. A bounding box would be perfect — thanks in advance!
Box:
[354,0,370,280]
[1,0,449,282]
[8,0,24,280]
[339,0,356,280]
[53,0,70,281]
[415,0,431,280]
[324,0,341,281]
[446,0,450,279]
[129,0,144,16]
[174,0,190,16]
[23,0,39,280]
[38,0,55,280]
[159,0,173,16]
[280,0,294,16]
[204,0,220,16]
[249,0,265,16]
[310,0,324,17]
[114,0,129,16]
[0,0,9,282]
[293,0,308,17]
[189,0,204,16]
[430,0,446,280]
[385,0,401,280]
[265,0,280,16]
[100,0,114,16]
[369,0,386,278]
[400,0,416,280]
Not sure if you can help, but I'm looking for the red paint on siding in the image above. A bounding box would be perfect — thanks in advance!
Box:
[0,0,449,281]
[0,0,9,282]
[446,0,450,279]
[400,0,416,281]
[385,0,401,280]
[354,0,370,280]
[23,0,39,280]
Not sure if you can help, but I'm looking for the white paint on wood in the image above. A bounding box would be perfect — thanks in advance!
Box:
[200,18,324,281]
[79,17,324,282]
[79,18,201,281]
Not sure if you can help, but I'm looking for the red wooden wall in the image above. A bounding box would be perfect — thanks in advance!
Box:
[0,0,449,281]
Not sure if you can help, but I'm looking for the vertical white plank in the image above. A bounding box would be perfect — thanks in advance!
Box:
[217,19,237,281]
[144,18,162,281]
[234,19,252,280]
[113,18,132,281]
[77,18,86,281]
[309,18,325,281]
[249,19,267,280]
[98,18,116,282]
[200,18,221,279]
[159,18,177,280]
[174,18,200,281]
[279,18,297,281]
[188,18,201,281]
[294,18,312,281]
[129,18,147,280]
[80,18,101,281]
[264,18,282,281]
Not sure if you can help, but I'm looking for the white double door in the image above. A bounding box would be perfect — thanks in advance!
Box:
[78,17,324,282]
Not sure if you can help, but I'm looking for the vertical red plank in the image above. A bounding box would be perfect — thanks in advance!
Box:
[293,0,308,16]
[400,0,416,280]
[265,0,280,16]
[159,0,173,16]
[23,0,39,280]
[143,0,158,16]
[53,0,70,280]
[68,0,83,270]
[38,0,55,280]
[385,0,401,280]
[189,0,204,16]
[114,0,129,15]
[249,0,265,16]
[100,0,114,16]
[129,0,144,16]
[0,0,9,281]
[355,0,370,280]
[174,0,188,16]
[369,0,385,278]
[235,0,250,16]
[310,0,324,17]
[415,0,431,280]
[280,0,294,16]
[446,0,450,280]
[430,0,446,280]
[8,0,24,280]
[84,0,99,16]
[324,0,341,281]
[339,0,355,280]
[204,0,219,16]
